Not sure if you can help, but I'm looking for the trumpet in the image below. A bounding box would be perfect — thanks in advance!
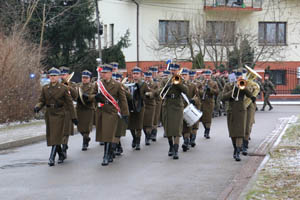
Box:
[231,78,247,101]
[171,74,182,85]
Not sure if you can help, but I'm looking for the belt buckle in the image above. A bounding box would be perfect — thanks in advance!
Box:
[171,94,175,99]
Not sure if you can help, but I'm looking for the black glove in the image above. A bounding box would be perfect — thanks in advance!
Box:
[34,106,40,113]
[82,93,89,101]
[72,119,78,125]
[95,93,103,102]
[251,96,256,103]
[189,99,195,105]
[122,115,129,124]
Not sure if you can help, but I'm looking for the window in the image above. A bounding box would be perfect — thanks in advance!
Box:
[205,21,235,45]
[270,70,286,85]
[159,20,189,45]
[259,22,287,45]
[110,24,114,46]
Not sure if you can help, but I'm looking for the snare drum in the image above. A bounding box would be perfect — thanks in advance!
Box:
[183,104,203,127]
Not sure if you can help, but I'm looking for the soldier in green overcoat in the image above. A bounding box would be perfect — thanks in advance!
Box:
[76,70,95,151]
[127,67,151,150]
[60,66,78,158]
[261,73,276,111]
[160,63,188,159]
[199,69,219,139]
[180,68,198,152]
[34,68,77,166]
[189,70,202,147]
[143,71,158,146]
[94,64,129,166]
[221,71,256,161]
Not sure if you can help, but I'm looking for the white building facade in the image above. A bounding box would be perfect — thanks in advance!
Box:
[98,0,300,73]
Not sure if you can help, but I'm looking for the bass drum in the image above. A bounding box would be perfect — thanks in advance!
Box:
[183,104,202,127]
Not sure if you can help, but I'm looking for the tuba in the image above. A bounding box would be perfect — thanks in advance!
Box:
[244,65,262,107]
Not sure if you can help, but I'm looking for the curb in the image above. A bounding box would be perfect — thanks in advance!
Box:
[0,134,46,151]
[217,115,296,200]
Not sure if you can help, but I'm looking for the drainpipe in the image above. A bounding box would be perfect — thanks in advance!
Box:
[132,0,140,67]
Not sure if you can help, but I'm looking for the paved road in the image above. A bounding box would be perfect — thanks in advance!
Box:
[0,106,298,200]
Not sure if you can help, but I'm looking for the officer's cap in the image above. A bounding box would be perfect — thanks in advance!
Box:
[110,62,119,69]
[82,70,92,78]
[189,70,196,76]
[132,66,142,73]
[203,69,212,75]
[181,68,190,75]
[169,63,180,70]
[116,73,123,79]
[149,66,158,72]
[59,66,70,75]
[144,71,152,77]
[163,70,171,75]
[48,67,61,76]
[101,64,113,72]
[235,69,243,77]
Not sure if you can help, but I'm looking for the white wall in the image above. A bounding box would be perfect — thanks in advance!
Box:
[98,0,300,63]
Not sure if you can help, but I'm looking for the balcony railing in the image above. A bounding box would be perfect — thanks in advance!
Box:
[204,0,263,11]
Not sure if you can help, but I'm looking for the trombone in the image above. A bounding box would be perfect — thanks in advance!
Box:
[159,69,183,99]
[231,78,247,101]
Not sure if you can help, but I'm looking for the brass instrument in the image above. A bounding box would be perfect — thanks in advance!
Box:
[231,78,247,101]
[159,68,183,99]
[64,72,74,86]
[244,65,262,107]
[78,86,87,106]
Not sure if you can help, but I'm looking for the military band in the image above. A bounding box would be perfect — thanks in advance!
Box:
[35,61,269,167]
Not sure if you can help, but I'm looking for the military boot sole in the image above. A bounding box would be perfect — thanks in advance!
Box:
[48,160,55,166]
[173,155,179,160]
[191,143,196,147]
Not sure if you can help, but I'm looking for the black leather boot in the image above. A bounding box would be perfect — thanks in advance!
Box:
[135,136,141,150]
[57,145,65,164]
[48,146,57,166]
[145,133,151,146]
[235,147,241,162]
[62,144,68,159]
[116,142,123,156]
[102,142,110,166]
[151,129,157,142]
[131,131,136,148]
[204,128,211,139]
[233,143,237,159]
[182,137,190,152]
[168,139,174,157]
[173,144,179,160]
[242,140,248,156]
[108,143,114,162]
[82,136,90,151]
[190,134,196,147]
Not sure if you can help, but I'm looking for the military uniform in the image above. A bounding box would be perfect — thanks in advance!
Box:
[160,63,188,159]
[199,73,219,139]
[221,73,255,161]
[94,64,129,166]
[35,67,77,166]
[261,78,276,111]
[60,66,78,158]
[143,72,158,145]
[76,70,95,151]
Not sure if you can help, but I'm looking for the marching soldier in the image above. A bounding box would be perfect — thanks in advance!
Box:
[59,66,78,159]
[143,71,158,145]
[160,63,188,159]
[94,64,129,166]
[221,70,256,161]
[189,70,202,147]
[34,68,77,166]
[261,73,276,111]
[181,68,198,152]
[114,73,130,156]
[127,67,151,150]
[199,69,219,139]
[76,70,95,151]
[149,66,161,141]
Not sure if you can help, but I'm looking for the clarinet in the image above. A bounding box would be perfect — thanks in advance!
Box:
[202,79,209,100]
